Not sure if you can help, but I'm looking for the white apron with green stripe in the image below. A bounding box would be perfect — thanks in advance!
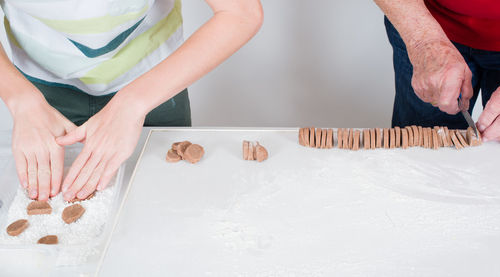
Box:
[1,0,183,95]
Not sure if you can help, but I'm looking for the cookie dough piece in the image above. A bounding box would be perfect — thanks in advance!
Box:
[422,128,429,148]
[248,142,255,161]
[337,129,343,149]
[405,127,414,147]
[456,130,469,147]
[437,127,448,147]
[38,235,58,245]
[353,130,360,151]
[443,127,452,146]
[69,191,96,203]
[389,128,396,149]
[375,128,382,148]
[176,141,192,158]
[434,127,443,147]
[62,204,85,224]
[166,149,182,163]
[383,128,389,149]
[298,128,305,146]
[428,128,434,148]
[401,128,409,149]
[326,129,333,148]
[348,129,354,149]
[466,127,482,146]
[172,142,181,151]
[394,127,401,148]
[370,129,376,149]
[450,130,463,150]
[320,129,327,149]
[255,143,269,162]
[309,127,316,148]
[243,141,249,160]
[6,219,29,236]
[303,128,310,147]
[411,126,419,146]
[418,126,424,147]
[184,144,205,164]
[363,129,370,150]
[342,128,349,149]
[315,128,322,149]
[427,128,433,148]
[432,128,440,150]
[27,201,52,215]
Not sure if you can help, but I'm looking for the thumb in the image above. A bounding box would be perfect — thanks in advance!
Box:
[56,125,86,146]
[477,88,500,133]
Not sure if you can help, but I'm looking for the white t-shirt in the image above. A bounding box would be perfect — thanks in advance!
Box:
[2,0,184,95]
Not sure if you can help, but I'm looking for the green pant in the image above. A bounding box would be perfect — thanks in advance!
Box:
[33,82,191,127]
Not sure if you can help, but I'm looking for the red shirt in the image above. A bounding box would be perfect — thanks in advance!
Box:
[425,0,500,51]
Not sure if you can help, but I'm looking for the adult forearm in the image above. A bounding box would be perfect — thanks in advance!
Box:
[0,44,44,116]
[111,1,263,116]
[374,0,449,50]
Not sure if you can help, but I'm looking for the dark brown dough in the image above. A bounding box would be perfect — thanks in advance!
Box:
[6,219,29,236]
[38,235,58,245]
[166,149,181,163]
[27,201,52,215]
[62,204,85,224]
[184,144,205,164]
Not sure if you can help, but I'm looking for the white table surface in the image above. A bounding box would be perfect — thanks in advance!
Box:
[99,128,500,277]
[2,128,500,277]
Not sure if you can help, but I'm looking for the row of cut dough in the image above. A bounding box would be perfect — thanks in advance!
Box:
[298,126,481,150]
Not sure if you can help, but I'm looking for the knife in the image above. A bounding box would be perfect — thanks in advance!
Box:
[458,94,479,137]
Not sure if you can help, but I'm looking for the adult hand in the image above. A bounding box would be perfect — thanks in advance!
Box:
[11,93,76,200]
[408,40,473,114]
[477,87,500,142]
[57,99,144,201]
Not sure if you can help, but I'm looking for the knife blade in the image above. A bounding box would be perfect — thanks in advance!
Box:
[458,94,479,137]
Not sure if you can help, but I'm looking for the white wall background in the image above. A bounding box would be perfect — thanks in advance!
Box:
[0,0,397,131]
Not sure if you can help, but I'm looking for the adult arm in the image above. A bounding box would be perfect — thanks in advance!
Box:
[374,0,473,114]
[58,0,264,200]
[0,44,75,200]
